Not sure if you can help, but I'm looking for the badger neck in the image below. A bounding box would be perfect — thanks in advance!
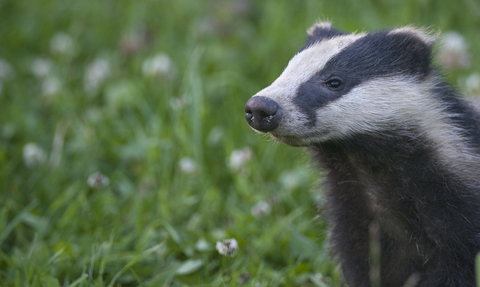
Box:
[309,113,480,222]
[311,132,429,221]
[312,123,479,186]
[311,129,437,182]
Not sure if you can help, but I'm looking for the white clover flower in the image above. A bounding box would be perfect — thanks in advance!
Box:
[216,238,238,257]
[179,157,197,173]
[23,143,47,168]
[41,76,61,97]
[142,53,176,80]
[50,32,75,55]
[250,201,271,218]
[207,126,224,147]
[169,97,185,110]
[465,73,480,96]
[84,58,111,93]
[87,172,110,188]
[31,58,53,78]
[228,147,252,171]
[0,59,13,81]
[280,170,303,191]
[438,31,471,70]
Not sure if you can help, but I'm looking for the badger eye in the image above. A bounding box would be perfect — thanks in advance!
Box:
[325,78,343,89]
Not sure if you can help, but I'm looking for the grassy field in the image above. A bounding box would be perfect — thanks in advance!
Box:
[1,0,480,286]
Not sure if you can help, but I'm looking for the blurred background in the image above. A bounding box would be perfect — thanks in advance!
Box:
[1,0,480,286]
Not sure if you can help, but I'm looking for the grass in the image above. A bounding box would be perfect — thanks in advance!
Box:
[1,0,480,286]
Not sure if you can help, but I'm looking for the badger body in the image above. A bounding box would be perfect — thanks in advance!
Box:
[245,22,480,286]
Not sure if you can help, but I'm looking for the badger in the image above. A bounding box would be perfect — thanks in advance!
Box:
[244,22,480,287]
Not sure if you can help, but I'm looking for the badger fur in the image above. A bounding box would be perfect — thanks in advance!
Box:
[245,22,480,287]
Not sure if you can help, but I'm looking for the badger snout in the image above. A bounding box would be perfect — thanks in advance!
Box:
[245,96,282,132]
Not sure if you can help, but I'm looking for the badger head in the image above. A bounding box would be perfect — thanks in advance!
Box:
[245,22,437,146]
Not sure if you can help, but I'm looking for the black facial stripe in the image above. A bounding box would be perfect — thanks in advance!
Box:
[294,72,360,127]
[324,31,432,80]
[294,31,433,126]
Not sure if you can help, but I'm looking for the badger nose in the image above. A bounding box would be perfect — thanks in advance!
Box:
[245,96,282,132]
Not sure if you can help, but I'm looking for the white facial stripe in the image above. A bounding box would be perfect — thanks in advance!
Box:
[250,33,366,144]
[317,77,437,138]
[313,76,480,183]
[270,33,366,91]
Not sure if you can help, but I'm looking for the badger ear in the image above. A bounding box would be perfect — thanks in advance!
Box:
[306,21,346,42]
[388,26,438,47]
[307,21,333,36]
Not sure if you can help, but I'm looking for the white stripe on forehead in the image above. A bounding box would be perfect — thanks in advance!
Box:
[264,33,366,96]
[250,33,367,147]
